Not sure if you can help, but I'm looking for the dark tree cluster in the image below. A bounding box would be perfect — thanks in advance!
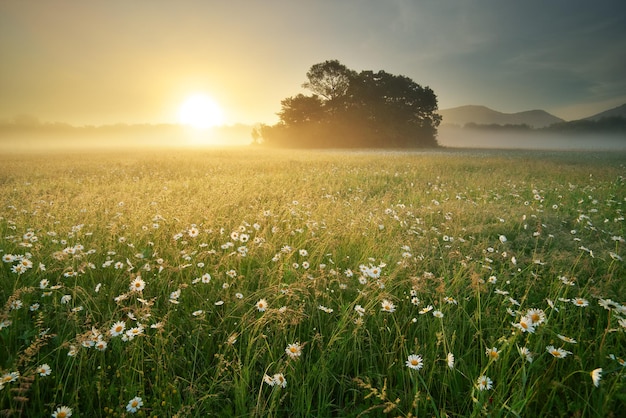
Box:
[542,117,626,134]
[253,60,442,148]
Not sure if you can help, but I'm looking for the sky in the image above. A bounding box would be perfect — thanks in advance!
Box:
[1,0,625,126]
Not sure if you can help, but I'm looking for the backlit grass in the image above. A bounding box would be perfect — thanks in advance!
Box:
[1,148,625,417]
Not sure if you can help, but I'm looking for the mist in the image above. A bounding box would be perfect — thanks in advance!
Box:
[437,126,626,151]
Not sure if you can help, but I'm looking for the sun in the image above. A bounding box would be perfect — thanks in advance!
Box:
[178,93,224,129]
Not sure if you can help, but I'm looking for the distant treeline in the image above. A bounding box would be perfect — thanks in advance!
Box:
[252,60,442,148]
[460,117,626,135]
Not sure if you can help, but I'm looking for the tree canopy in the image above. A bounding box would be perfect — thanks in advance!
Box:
[257,60,442,148]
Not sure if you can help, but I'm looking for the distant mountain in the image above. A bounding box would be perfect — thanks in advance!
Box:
[439,105,564,128]
[582,103,626,121]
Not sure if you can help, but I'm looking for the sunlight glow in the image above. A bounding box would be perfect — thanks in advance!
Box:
[178,94,224,129]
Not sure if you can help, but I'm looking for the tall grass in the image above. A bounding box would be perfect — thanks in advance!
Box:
[0,148,624,417]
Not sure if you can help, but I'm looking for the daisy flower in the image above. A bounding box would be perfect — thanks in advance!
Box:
[419,305,433,315]
[518,346,534,363]
[263,374,275,386]
[380,299,396,313]
[447,352,455,369]
[557,334,577,344]
[285,342,302,359]
[1,371,19,384]
[129,277,145,293]
[354,305,366,316]
[513,316,536,333]
[546,345,572,359]
[590,368,602,387]
[109,321,126,337]
[485,347,500,361]
[526,308,545,325]
[405,354,424,370]
[52,406,72,418]
[256,299,268,312]
[571,298,589,307]
[476,375,493,391]
[126,396,143,413]
[318,305,334,313]
[37,364,52,376]
[432,310,444,318]
[95,339,107,351]
[273,373,287,388]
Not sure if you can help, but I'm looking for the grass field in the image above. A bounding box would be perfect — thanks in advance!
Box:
[1,147,625,417]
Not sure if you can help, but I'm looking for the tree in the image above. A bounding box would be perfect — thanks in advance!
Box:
[276,94,324,125]
[258,60,441,148]
[302,60,355,102]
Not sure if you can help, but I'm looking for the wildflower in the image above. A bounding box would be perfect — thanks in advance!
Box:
[273,373,287,388]
[447,352,455,369]
[318,305,334,313]
[499,235,507,243]
[476,375,493,391]
[52,406,72,418]
[380,299,396,313]
[405,354,424,370]
[598,298,619,310]
[109,321,126,337]
[513,316,536,333]
[126,326,144,340]
[129,277,145,292]
[1,371,19,384]
[9,299,23,310]
[518,346,534,362]
[60,295,72,304]
[192,310,204,316]
[67,345,78,357]
[95,339,107,351]
[557,334,577,344]
[126,396,143,413]
[419,305,433,314]
[285,342,302,359]
[526,308,546,325]
[214,300,224,306]
[169,289,181,304]
[444,296,457,305]
[37,364,52,376]
[354,305,366,316]
[188,226,200,237]
[485,347,500,361]
[256,299,268,312]
[263,374,275,386]
[572,297,589,307]
[590,368,602,387]
[546,345,571,359]
[432,310,444,318]
[201,273,211,283]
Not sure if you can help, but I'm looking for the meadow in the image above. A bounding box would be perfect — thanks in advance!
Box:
[0,147,624,417]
